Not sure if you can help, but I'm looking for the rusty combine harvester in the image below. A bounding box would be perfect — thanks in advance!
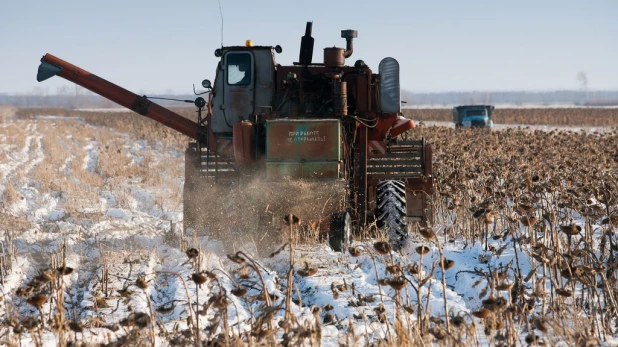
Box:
[36,22,433,252]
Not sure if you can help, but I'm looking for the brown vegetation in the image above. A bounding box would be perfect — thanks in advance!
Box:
[403,107,618,127]
[1,107,617,345]
[16,107,191,150]
[398,124,618,345]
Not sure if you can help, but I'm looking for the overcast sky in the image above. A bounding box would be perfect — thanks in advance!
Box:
[1,0,616,94]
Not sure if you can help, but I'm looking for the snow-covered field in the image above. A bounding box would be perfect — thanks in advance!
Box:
[1,108,617,346]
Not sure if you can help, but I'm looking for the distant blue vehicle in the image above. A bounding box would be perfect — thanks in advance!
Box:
[453,105,494,128]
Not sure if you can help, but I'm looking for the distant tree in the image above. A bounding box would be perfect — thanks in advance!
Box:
[57,85,71,96]
[576,71,588,96]
[32,87,45,106]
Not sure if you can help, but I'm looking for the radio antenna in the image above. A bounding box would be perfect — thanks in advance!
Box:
[218,0,224,47]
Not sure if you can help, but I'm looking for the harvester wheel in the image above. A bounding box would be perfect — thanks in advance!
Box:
[376,180,408,251]
[329,211,352,252]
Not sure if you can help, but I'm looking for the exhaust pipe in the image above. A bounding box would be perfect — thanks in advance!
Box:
[298,22,314,65]
[341,29,357,59]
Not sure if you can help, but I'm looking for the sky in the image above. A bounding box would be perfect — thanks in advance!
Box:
[1,0,617,94]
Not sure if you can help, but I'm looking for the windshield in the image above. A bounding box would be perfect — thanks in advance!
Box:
[227,53,252,86]
[466,109,486,117]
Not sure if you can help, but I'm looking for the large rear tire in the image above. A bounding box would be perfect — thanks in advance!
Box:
[329,211,352,252]
[376,180,408,251]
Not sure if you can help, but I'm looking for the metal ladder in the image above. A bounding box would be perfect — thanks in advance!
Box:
[188,142,238,182]
[199,147,238,181]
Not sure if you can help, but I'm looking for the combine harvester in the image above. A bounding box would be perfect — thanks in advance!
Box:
[36,22,433,252]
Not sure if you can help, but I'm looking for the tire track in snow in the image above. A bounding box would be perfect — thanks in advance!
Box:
[0,123,40,213]
[57,135,76,175]
[0,125,34,180]
[14,122,58,221]
[82,142,100,173]
[21,126,45,177]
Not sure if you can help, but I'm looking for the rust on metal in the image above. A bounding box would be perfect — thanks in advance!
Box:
[130,95,152,115]
[228,90,254,121]
[233,121,256,166]
[357,125,368,227]
[365,138,433,223]
[274,65,373,118]
[39,54,200,140]
[324,47,345,67]
[424,143,433,177]
[333,80,347,116]
[366,114,416,142]
[405,182,434,221]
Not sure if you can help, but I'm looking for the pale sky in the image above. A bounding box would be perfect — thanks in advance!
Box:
[1,0,616,94]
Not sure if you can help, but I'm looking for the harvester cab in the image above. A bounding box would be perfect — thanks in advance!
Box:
[208,43,278,133]
[36,21,434,253]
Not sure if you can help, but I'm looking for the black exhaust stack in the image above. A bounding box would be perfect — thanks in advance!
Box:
[298,22,314,65]
[341,29,357,58]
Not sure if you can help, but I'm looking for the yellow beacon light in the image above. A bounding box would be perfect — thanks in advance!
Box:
[245,40,253,47]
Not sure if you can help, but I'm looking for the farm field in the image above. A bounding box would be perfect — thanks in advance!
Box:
[403,107,618,127]
[1,107,618,346]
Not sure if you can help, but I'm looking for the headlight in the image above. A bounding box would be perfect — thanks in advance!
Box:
[463,121,472,127]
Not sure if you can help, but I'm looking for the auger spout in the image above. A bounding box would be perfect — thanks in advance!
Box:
[37,53,201,140]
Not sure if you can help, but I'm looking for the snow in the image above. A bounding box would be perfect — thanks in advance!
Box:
[0,111,616,345]
[82,142,99,172]
[75,108,132,113]
[34,115,86,122]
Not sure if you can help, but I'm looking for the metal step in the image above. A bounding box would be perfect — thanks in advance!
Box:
[198,148,237,180]
[367,138,426,179]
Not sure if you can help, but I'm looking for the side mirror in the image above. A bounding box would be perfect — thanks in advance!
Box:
[202,79,212,89]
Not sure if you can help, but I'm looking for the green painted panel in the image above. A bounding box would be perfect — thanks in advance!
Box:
[266,119,341,162]
[266,162,340,180]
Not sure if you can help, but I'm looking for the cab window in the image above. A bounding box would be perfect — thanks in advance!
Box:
[226,53,252,86]
[467,110,486,116]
